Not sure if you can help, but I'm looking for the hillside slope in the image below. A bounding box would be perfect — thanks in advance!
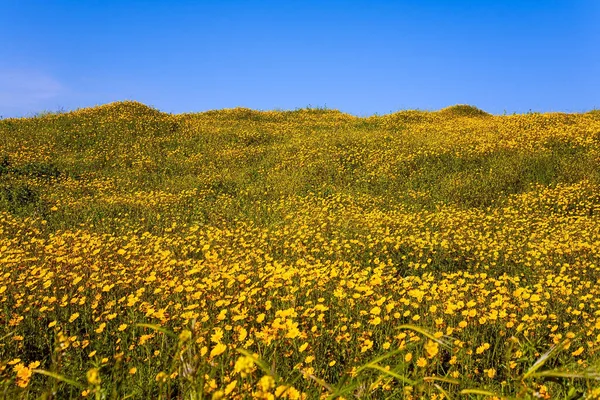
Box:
[1,102,600,398]
[2,102,600,225]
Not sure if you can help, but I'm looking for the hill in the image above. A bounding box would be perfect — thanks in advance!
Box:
[1,102,600,398]
[2,101,600,221]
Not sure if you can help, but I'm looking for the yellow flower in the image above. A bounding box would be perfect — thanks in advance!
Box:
[13,363,33,388]
[572,346,585,357]
[416,357,427,367]
[224,380,237,395]
[86,368,101,386]
[95,323,106,334]
[155,372,167,382]
[234,355,255,377]
[405,353,413,362]
[69,313,80,323]
[211,328,224,343]
[361,339,373,353]
[129,367,137,375]
[424,340,439,359]
[117,323,128,331]
[178,329,192,342]
[139,334,154,345]
[237,327,248,342]
[586,387,600,399]
[259,375,275,392]
[279,386,302,399]
[476,343,490,354]
[210,343,227,358]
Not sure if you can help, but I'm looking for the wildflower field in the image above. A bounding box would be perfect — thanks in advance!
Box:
[2,102,600,399]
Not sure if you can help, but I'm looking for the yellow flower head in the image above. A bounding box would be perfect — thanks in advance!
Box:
[14,363,33,388]
[259,375,275,392]
[86,368,101,386]
[234,355,255,377]
[209,343,227,358]
[424,340,439,359]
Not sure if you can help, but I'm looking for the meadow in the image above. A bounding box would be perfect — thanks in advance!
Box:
[1,101,600,399]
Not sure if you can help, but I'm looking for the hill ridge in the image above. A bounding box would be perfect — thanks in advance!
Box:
[7,101,599,121]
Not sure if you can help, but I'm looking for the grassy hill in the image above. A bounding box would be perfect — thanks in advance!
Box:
[1,102,600,398]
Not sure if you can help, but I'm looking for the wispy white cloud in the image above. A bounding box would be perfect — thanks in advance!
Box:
[0,69,63,109]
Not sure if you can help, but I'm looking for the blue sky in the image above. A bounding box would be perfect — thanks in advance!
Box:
[1,1,599,117]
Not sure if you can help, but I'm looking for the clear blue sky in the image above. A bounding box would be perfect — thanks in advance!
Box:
[1,1,599,117]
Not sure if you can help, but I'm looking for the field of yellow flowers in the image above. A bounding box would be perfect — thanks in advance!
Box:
[1,102,600,399]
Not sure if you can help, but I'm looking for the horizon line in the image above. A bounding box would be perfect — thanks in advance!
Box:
[2,100,599,120]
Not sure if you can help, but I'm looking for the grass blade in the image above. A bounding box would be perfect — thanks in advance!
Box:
[422,376,460,385]
[135,323,178,339]
[433,383,453,400]
[307,373,334,394]
[363,363,416,386]
[355,349,402,374]
[0,331,13,342]
[523,340,568,379]
[33,369,85,389]
[530,369,600,380]
[460,388,505,398]
[327,382,360,400]
[397,324,452,348]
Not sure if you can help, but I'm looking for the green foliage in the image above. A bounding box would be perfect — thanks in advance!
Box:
[0,182,44,215]
[437,104,491,117]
